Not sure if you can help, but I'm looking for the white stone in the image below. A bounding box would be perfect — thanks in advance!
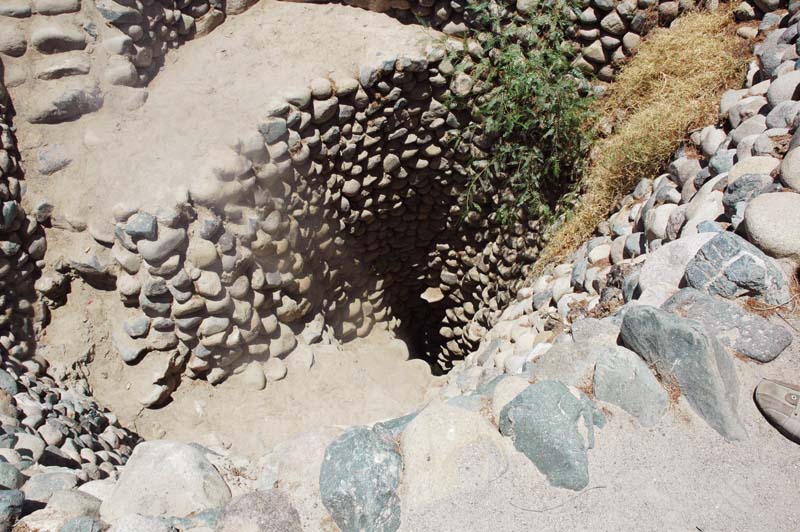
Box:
[744,192,800,264]
[638,232,716,306]
[100,441,231,522]
[401,401,510,512]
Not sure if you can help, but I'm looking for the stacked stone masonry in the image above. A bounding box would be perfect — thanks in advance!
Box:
[0,0,771,406]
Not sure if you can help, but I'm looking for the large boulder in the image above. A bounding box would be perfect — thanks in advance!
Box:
[0,490,23,532]
[527,341,621,389]
[593,345,668,427]
[401,401,509,509]
[620,305,746,440]
[319,426,402,532]
[662,288,792,362]
[637,232,716,306]
[499,381,602,491]
[24,80,103,124]
[100,441,231,522]
[258,426,344,531]
[684,231,790,305]
[216,490,302,532]
[744,192,800,264]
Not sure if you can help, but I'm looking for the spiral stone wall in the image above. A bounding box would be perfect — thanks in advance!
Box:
[2,0,767,408]
[84,44,546,406]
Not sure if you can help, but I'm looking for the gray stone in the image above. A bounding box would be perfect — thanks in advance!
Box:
[95,0,142,23]
[30,23,86,54]
[638,232,715,305]
[0,370,18,395]
[0,462,23,490]
[780,147,800,191]
[0,490,23,532]
[319,426,402,532]
[125,213,157,240]
[216,490,302,532]
[594,345,668,427]
[709,149,736,176]
[744,192,800,263]
[100,441,231,522]
[767,70,800,107]
[59,516,104,532]
[124,316,150,338]
[37,144,72,175]
[663,288,792,363]
[313,97,338,124]
[47,489,101,517]
[26,80,103,124]
[722,173,772,216]
[0,1,31,17]
[0,20,26,57]
[527,341,617,389]
[499,381,601,491]
[620,305,746,440]
[23,472,79,505]
[34,0,81,15]
[137,227,186,263]
[571,317,619,343]
[684,231,790,305]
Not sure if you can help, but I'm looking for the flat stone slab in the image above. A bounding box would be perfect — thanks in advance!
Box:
[662,288,792,362]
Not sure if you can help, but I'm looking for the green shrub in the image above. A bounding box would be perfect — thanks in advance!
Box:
[450,0,596,224]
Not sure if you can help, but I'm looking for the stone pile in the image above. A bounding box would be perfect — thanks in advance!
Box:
[335,0,752,81]
[0,47,46,376]
[432,0,800,491]
[0,364,139,532]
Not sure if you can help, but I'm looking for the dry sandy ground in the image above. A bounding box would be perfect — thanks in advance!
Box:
[37,278,435,457]
[401,315,800,532]
[14,0,439,230]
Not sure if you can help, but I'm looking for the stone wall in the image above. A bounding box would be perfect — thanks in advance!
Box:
[0,54,46,375]
[82,43,543,406]
[0,0,238,126]
[332,0,724,80]
[0,0,772,407]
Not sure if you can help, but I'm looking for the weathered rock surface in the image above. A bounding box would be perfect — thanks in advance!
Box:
[744,192,800,264]
[100,441,231,522]
[684,232,790,305]
[620,305,746,440]
[499,381,601,491]
[216,490,302,532]
[594,345,668,427]
[319,426,402,532]
[401,401,509,509]
[663,288,792,362]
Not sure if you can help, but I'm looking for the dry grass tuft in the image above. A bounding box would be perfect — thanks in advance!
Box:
[532,9,750,275]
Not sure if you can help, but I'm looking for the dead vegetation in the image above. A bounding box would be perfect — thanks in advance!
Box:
[532,9,750,275]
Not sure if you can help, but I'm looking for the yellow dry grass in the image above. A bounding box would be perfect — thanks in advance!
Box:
[531,9,750,275]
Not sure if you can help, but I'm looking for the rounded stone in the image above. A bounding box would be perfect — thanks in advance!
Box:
[779,147,800,191]
[264,358,287,382]
[728,155,780,184]
[744,192,800,263]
